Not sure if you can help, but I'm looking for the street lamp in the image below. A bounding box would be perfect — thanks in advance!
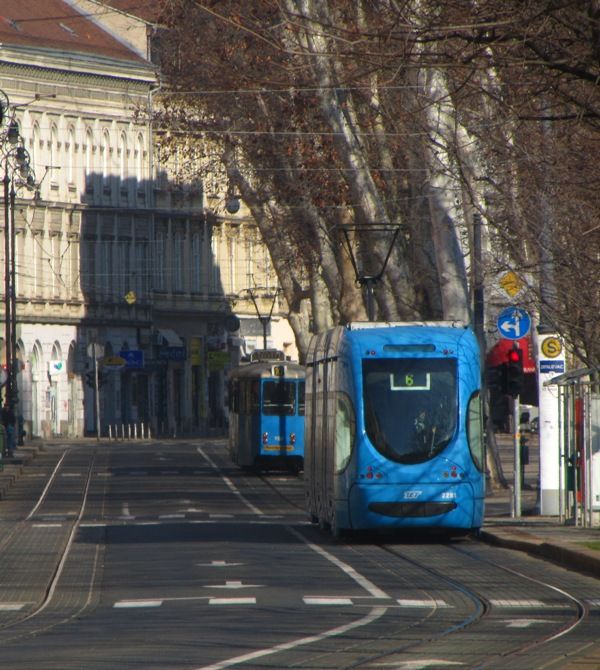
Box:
[242,287,282,350]
[0,99,36,450]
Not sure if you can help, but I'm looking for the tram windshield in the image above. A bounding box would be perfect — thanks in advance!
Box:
[363,358,457,463]
[262,380,297,416]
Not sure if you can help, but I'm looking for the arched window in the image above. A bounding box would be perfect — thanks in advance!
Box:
[102,129,110,179]
[67,126,75,184]
[136,133,144,182]
[119,131,128,181]
[173,230,183,291]
[155,230,165,290]
[31,121,40,173]
[85,128,93,188]
[191,231,201,292]
[50,124,59,185]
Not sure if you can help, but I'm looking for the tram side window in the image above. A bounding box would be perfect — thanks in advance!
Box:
[249,380,260,415]
[298,381,305,416]
[467,391,485,471]
[229,380,238,413]
[262,380,296,415]
[335,392,355,473]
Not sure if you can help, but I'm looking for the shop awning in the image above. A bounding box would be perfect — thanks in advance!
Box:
[156,328,184,347]
[486,335,536,374]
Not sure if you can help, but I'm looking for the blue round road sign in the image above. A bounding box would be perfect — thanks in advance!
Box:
[497,307,531,340]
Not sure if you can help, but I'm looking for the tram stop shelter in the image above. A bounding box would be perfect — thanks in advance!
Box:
[546,368,600,527]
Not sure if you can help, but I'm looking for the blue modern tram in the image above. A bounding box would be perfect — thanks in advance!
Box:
[228,350,305,472]
[304,322,485,535]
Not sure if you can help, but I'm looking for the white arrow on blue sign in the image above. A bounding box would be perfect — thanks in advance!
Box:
[497,307,531,341]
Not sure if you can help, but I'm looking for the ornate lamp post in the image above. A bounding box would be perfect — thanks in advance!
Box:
[0,90,35,452]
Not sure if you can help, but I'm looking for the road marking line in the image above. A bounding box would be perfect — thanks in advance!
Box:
[303,597,353,606]
[209,598,256,606]
[287,526,390,599]
[0,603,27,611]
[209,514,234,519]
[588,599,600,607]
[80,523,107,528]
[397,599,451,608]
[197,447,264,516]
[194,607,387,669]
[503,618,554,628]
[33,523,63,528]
[490,599,545,608]
[61,472,82,477]
[390,661,463,669]
[113,600,163,608]
[197,561,244,567]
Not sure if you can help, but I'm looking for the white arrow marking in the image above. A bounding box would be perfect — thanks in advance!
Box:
[197,561,244,567]
[205,581,264,590]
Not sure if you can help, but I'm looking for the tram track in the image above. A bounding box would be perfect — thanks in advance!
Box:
[0,447,101,637]
[329,538,589,670]
[241,461,592,669]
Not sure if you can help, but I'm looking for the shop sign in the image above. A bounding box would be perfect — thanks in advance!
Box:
[158,347,187,361]
[120,350,144,369]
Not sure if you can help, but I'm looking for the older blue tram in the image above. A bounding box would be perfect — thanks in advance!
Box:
[228,350,305,472]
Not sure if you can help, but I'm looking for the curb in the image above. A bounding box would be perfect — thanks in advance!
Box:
[0,445,44,499]
[479,529,600,579]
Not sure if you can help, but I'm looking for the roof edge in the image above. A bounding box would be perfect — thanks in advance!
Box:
[0,43,157,83]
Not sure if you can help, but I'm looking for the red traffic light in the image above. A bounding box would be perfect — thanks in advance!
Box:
[507,349,521,363]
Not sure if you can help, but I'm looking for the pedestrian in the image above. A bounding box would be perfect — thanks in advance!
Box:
[2,405,15,457]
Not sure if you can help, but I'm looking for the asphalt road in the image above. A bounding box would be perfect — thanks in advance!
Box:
[0,438,597,670]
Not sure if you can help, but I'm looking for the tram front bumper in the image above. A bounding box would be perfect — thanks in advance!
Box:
[348,481,480,530]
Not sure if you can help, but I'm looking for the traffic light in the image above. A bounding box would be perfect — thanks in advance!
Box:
[504,346,524,397]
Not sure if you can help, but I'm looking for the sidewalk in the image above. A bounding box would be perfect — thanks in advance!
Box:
[482,482,600,579]
[0,443,45,499]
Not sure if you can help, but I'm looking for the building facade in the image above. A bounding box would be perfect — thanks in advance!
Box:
[0,1,296,440]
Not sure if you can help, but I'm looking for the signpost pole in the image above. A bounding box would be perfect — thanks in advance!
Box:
[537,334,566,515]
[93,349,101,440]
[513,394,521,518]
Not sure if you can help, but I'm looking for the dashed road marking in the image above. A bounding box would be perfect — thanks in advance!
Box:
[114,600,163,609]
[209,598,256,606]
[33,523,63,528]
[0,603,27,611]
[490,599,546,608]
[198,561,244,567]
[397,599,451,608]
[503,618,554,628]
[304,597,353,606]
